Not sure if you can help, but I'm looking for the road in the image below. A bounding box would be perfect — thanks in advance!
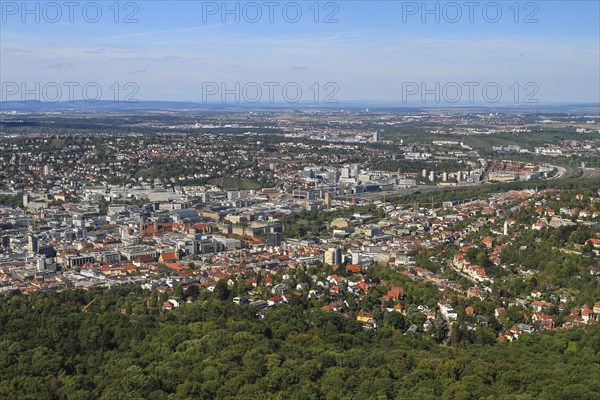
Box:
[549,165,567,180]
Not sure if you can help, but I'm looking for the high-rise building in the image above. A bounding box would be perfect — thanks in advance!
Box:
[266,232,282,247]
[324,192,331,209]
[334,246,343,265]
[35,256,45,271]
[429,170,436,183]
[28,234,38,254]
[324,248,335,265]
[121,226,130,241]
[325,247,343,266]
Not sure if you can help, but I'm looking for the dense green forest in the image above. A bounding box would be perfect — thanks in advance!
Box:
[0,287,599,400]
[0,194,23,208]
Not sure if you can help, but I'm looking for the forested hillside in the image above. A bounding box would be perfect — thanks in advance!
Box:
[0,287,599,400]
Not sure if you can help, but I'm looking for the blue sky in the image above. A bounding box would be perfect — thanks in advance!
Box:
[1,1,599,105]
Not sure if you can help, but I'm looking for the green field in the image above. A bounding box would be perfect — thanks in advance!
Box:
[207,177,262,190]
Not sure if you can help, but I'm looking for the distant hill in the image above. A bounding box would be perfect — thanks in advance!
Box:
[1,100,598,114]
